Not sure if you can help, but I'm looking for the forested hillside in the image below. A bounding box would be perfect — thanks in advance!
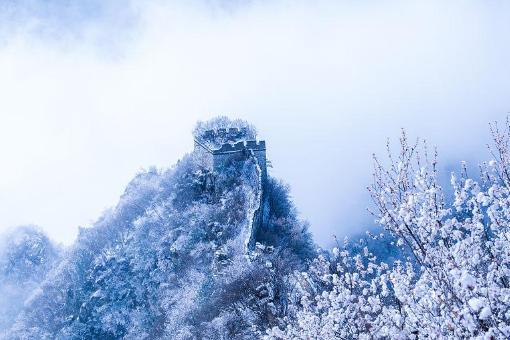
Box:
[0,226,61,333]
[0,118,314,339]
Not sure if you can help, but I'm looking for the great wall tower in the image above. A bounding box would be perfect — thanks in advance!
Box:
[193,127,267,183]
[193,127,268,252]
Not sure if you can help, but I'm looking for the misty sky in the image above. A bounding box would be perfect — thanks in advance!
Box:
[0,0,509,247]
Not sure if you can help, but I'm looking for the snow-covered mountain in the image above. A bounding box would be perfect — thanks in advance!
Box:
[0,118,314,340]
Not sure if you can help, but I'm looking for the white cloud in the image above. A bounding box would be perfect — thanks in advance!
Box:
[0,0,509,246]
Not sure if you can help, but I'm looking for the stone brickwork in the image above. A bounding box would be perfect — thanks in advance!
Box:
[194,130,267,180]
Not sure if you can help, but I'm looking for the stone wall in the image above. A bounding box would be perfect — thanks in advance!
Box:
[212,141,266,178]
[194,138,266,181]
[212,150,247,170]
[252,148,267,183]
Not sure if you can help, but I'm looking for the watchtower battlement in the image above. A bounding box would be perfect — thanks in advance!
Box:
[201,128,249,146]
[192,122,268,252]
[212,140,266,155]
[193,129,267,181]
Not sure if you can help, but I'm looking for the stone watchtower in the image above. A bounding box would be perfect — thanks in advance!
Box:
[193,126,268,252]
[193,127,267,182]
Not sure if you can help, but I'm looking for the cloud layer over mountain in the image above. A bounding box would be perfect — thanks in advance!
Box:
[1,0,509,246]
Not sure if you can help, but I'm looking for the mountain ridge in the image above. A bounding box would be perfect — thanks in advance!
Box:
[0,118,315,340]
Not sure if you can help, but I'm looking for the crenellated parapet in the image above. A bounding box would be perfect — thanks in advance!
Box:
[201,127,249,144]
[212,140,266,155]
[193,127,267,186]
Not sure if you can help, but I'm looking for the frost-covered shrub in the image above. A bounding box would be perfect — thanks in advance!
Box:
[267,124,510,340]
[265,240,408,340]
[255,178,315,263]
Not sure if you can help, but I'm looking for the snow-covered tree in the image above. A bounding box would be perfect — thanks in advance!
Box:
[0,226,61,333]
[266,123,510,339]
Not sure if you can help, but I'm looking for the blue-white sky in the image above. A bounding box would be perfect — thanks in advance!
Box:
[0,0,509,247]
